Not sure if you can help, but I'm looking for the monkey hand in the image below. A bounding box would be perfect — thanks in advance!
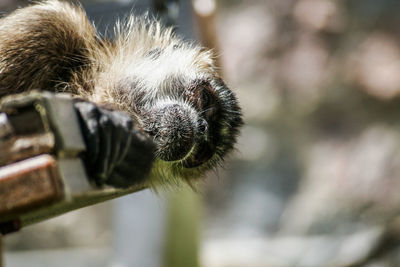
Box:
[74,101,155,188]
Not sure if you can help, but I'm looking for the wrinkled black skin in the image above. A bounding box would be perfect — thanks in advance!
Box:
[74,101,155,188]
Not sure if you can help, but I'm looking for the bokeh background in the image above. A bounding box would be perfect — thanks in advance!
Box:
[2,0,400,266]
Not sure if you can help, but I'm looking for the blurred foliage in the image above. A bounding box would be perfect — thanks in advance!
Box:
[201,0,400,265]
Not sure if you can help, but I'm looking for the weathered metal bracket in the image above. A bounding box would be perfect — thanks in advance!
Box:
[0,92,148,234]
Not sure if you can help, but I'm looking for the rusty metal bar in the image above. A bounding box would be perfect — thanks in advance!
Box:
[0,155,63,216]
[0,92,150,234]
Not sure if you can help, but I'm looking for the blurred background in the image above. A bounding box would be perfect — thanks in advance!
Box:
[2,0,400,266]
